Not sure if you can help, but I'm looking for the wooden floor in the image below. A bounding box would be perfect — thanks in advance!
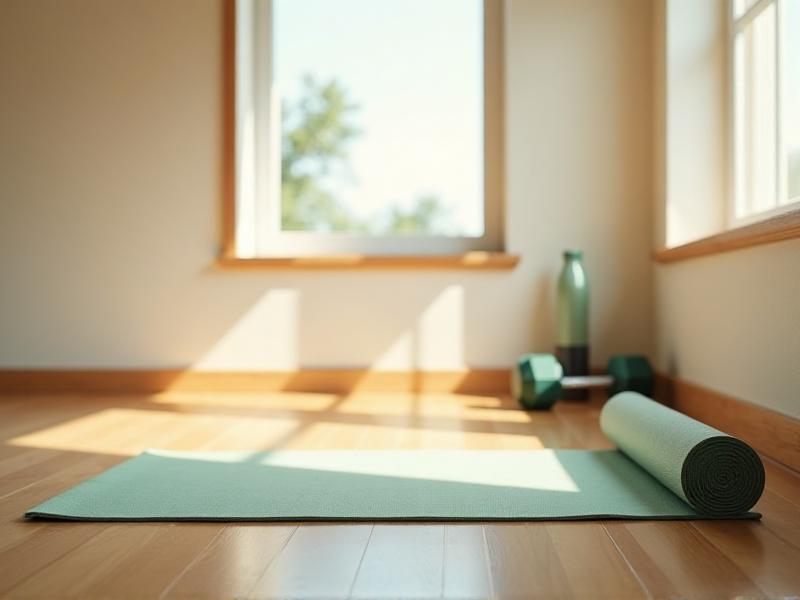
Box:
[0,390,799,599]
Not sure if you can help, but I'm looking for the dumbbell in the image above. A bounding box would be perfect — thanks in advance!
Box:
[512,354,654,410]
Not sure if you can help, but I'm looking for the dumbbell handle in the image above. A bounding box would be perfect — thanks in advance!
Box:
[561,374,614,389]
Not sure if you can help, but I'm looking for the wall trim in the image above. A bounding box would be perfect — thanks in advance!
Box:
[652,208,800,263]
[656,373,800,473]
[216,253,520,270]
[0,369,511,395]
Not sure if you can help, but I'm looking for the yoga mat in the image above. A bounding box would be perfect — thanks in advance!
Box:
[26,393,765,521]
[600,392,765,516]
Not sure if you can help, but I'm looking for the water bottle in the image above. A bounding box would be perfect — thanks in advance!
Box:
[556,249,589,400]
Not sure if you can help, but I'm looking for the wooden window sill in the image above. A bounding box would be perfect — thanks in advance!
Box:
[216,252,520,270]
[653,208,800,263]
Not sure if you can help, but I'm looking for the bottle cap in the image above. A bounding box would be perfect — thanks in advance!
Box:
[563,249,583,260]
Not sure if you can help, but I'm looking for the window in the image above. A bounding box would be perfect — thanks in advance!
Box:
[231,0,503,258]
[730,0,800,225]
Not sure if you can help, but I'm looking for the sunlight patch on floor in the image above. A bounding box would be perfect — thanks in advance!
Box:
[6,408,300,456]
[145,391,530,424]
[148,391,341,412]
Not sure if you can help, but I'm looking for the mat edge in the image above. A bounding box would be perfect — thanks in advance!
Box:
[24,512,762,522]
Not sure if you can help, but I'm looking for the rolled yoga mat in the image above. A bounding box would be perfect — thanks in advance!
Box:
[25,392,765,521]
[600,392,765,516]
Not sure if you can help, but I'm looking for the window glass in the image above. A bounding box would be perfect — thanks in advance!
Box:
[733,3,777,218]
[733,0,760,19]
[274,0,484,236]
[784,0,800,202]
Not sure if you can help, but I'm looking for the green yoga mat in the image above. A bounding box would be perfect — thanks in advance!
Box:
[26,393,765,521]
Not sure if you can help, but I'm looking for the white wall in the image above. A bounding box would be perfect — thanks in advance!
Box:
[0,0,654,371]
[653,0,800,419]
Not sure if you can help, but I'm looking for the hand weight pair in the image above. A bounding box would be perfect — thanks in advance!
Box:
[512,354,654,410]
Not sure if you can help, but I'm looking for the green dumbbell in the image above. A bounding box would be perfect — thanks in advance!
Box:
[511,354,654,410]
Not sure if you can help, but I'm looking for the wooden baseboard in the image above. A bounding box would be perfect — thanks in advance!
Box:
[0,369,511,395]
[656,373,800,473]
[0,367,617,396]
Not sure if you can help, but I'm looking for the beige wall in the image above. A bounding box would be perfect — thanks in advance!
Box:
[0,0,654,371]
[655,241,800,419]
[653,0,800,419]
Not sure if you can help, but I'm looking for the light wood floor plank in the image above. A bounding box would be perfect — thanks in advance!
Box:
[553,400,615,450]
[763,459,800,506]
[0,523,111,596]
[484,523,571,599]
[0,447,64,477]
[545,522,647,599]
[751,488,800,550]
[605,521,764,599]
[442,524,493,599]
[6,524,158,598]
[250,524,372,599]
[350,524,445,599]
[0,403,124,452]
[163,525,297,599]
[692,519,800,598]
[79,524,223,598]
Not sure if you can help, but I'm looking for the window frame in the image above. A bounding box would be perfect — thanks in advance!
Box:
[728,0,800,228]
[224,0,506,260]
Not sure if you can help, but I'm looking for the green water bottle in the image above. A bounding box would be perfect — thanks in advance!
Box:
[556,249,589,400]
